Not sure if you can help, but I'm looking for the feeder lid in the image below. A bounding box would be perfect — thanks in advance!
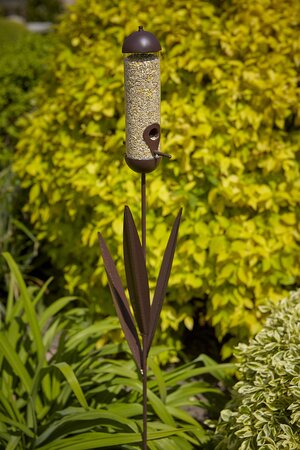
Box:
[122,26,161,53]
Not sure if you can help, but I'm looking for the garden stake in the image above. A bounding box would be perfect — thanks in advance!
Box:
[98,27,181,450]
[141,173,146,259]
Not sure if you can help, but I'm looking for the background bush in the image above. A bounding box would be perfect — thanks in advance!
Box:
[0,19,53,290]
[215,290,300,449]
[14,0,300,355]
[26,0,63,22]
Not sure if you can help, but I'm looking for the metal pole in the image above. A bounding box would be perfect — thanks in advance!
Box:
[141,173,147,449]
[141,173,146,260]
[142,335,148,450]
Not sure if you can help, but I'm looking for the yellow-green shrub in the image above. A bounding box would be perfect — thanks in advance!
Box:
[14,0,300,356]
[0,19,53,285]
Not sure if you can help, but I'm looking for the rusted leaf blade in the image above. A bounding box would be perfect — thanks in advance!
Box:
[123,206,150,336]
[98,232,142,369]
[146,209,182,354]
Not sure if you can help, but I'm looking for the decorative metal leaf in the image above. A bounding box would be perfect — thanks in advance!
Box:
[146,209,182,354]
[123,206,150,336]
[98,232,142,369]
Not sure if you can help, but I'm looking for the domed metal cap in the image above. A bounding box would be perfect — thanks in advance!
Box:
[122,26,161,53]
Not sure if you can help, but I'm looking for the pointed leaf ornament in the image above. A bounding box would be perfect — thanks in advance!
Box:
[98,232,142,369]
[98,206,181,367]
[123,206,150,336]
[147,209,182,353]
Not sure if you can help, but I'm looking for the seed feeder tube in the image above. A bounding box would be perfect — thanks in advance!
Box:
[123,26,169,173]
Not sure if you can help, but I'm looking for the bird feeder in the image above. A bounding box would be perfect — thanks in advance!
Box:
[98,26,182,450]
[122,26,169,173]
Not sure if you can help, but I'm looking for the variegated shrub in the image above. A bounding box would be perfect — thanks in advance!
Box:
[215,290,300,450]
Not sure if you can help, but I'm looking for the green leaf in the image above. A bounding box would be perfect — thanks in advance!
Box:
[4,274,15,325]
[0,413,35,438]
[2,252,45,362]
[148,357,167,403]
[6,436,22,450]
[0,332,32,393]
[35,408,139,446]
[32,276,54,307]
[166,382,220,407]
[163,362,235,387]
[53,363,89,409]
[0,390,19,421]
[197,354,235,381]
[37,428,195,450]
[113,378,176,427]
[65,320,119,351]
[39,296,77,329]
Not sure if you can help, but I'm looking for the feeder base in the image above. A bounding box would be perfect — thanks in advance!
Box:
[125,155,161,173]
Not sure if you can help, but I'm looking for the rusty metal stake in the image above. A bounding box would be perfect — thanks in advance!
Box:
[97,26,182,450]
[141,173,147,449]
[141,173,146,261]
[142,334,148,450]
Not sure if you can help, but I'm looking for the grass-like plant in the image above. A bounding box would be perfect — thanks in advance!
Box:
[0,252,234,449]
[215,290,300,449]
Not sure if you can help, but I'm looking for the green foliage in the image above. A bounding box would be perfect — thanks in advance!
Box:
[215,290,300,449]
[26,0,63,22]
[0,19,53,285]
[0,18,28,44]
[0,253,234,449]
[14,0,300,354]
[0,19,51,151]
